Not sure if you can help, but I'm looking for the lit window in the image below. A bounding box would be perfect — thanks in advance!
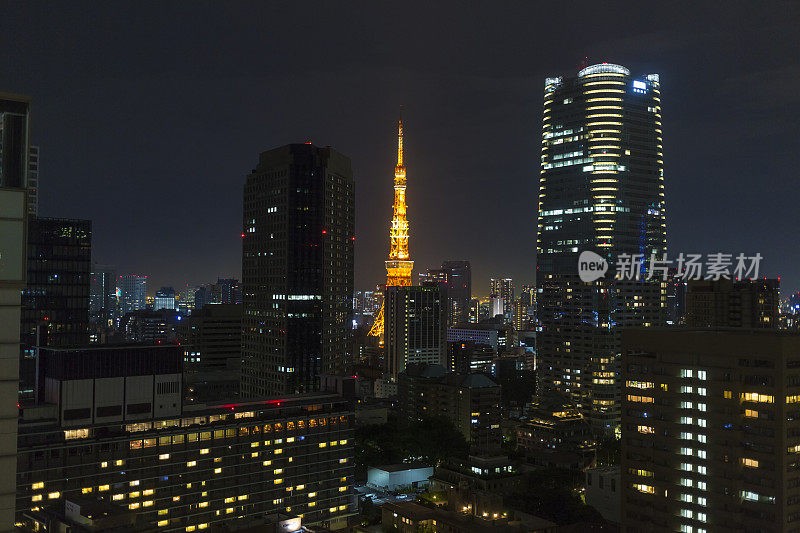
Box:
[200,448,209,454]
[741,392,774,404]
[31,495,42,502]
[159,454,170,460]
[158,521,168,527]
[99,485,109,492]
[214,468,222,474]
[32,482,44,490]
[275,479,283,484]
[113,494,124,501]
[187,461,197,467]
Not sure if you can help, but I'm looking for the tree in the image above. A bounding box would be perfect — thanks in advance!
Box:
[354,414,468,468]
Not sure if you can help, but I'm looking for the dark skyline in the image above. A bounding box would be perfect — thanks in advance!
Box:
[2,1,799,295]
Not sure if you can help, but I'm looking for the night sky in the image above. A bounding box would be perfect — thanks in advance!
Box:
[2,1,799,296]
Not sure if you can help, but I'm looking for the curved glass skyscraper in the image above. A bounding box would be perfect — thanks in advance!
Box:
[536,63,667,433]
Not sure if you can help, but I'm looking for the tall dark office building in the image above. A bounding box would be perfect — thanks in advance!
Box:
[20,217,91,397]
[217,278,242,304]
[536,63,667,433]
[442,260,471,325]
[89,264,116,325]
[242,144,354,397]
[419,261,471,327]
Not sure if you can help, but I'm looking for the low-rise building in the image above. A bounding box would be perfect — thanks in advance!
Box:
[16,345,356,531]
[516,395,596,470]
[398,365,502,456]
[584,466,620,524]
[366,463,433,492]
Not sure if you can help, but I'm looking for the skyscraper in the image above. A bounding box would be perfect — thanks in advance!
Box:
[536,63,667,432]
[442,260,471,325]
[419,261,471,327]
[89,264,116,325]
[154,286,176,311]
[385,285,446,378]
[117,274,147,316]
[489,278,513,320]
[241,144,354,397]
[0,91,31,532]
[20,217,92,397]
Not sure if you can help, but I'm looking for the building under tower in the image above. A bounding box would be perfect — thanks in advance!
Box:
[536,63,667,433]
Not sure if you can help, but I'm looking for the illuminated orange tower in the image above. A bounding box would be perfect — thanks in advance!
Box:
[369,115,413,339]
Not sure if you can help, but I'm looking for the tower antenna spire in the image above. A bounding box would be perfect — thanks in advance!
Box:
[397,105,404,168]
